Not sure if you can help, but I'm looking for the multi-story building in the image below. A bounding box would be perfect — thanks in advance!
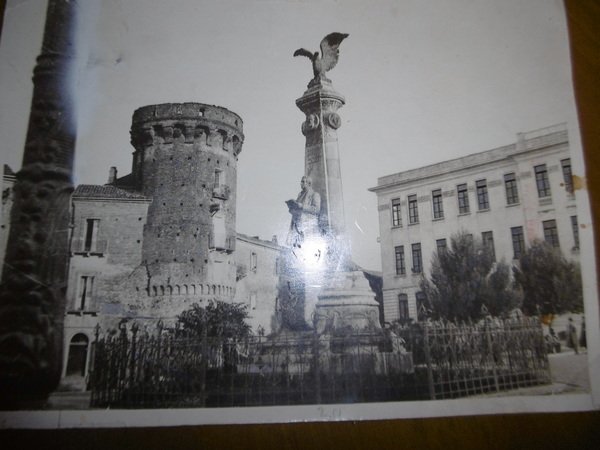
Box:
[61,183,152,384]
[369,124,579,323]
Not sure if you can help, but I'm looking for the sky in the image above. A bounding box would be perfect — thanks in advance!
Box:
[0,0,581,271]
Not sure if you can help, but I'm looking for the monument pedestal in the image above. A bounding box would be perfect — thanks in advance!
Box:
[313,270,381,334]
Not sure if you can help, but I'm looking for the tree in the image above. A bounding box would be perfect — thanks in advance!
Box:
[421,232,521,321]
[513,240,583,316]
[176,300,252,339]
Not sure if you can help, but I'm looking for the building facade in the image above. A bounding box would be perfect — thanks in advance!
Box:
[234,233,282,333]
[370,124,579,323]
[62,184,152,385]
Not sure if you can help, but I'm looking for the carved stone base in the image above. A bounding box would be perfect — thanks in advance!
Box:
[313,270,381,334]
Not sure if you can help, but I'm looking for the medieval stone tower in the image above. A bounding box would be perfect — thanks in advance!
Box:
[129,103,244,314]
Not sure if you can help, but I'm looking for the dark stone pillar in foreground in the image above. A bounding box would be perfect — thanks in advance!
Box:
[0,0,77,409]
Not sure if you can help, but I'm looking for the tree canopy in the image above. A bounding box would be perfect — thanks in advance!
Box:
[420,232,521,321]
[513,240,583,316]
[176,300,252,339]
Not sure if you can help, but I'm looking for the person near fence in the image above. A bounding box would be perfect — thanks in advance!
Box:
[579,318,586,349]
[546,327,561,353]
[566,317,579,354]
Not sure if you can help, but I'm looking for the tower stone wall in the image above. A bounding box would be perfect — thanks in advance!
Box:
[129,103,244,309]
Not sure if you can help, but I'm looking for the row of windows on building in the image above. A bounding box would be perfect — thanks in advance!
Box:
[393,216,579,276]
[390,160,573,227]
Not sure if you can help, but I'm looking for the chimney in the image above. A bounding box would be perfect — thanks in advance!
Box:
[108,166,118,184]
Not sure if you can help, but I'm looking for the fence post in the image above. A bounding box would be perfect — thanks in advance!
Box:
[200,312,208,407]
[422,322,435,400]
[118,321,128,402]
[89,324,101,406]
[156,321,163,404]
[313,330,321,404]
[485,318,500,393]
[129,322,138,405]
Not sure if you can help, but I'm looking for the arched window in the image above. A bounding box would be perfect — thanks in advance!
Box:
[66,333,89,377]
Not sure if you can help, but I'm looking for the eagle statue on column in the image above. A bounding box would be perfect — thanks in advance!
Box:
[294,32,349,84]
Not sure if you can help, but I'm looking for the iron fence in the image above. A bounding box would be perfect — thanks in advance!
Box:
[89,316,549,408]
[396,316,551,399]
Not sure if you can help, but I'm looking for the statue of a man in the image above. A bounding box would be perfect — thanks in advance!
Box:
[286,176,321,248]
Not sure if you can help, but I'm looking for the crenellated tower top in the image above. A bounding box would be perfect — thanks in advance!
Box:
[130,103,244,156]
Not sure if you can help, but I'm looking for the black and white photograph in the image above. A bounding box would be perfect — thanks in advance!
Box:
[0,0,598,428]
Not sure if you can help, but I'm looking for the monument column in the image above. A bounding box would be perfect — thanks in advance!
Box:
[285,33,381,332]
[295,80,352,271]
[296,80,346,243]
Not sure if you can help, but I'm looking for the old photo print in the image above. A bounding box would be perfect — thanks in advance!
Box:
[0,0,598,427]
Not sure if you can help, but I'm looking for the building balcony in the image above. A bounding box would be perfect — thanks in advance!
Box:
[212,184,230,200]
[66,309,99,317]
[209,235,235,254]
[72,239,107,257]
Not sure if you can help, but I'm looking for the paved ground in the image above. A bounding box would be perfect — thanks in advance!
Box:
[47,391,92,410]
[548,349,590,391]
